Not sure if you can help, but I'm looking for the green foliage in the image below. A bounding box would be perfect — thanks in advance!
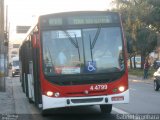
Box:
[128,68,143,77]
[145,0,160,32]
[128,67,155,78]
[112,0,158,66]
[137,27,157,56]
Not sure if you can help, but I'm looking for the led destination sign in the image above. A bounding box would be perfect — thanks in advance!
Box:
[68,16,114,25]
[49,18,63,26]
[41,13,119,26]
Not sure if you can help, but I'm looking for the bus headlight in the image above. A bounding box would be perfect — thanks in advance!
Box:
[118,86,125,92]
[46,91,54,97]
[12,69,16,73]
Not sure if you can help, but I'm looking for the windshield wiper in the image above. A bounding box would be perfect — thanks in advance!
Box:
[74,34,81,61]
[63,30,81,61]
[91,25,101,49]
[89,35,93,62]
[47,47,55,73]
[64,30,78,48]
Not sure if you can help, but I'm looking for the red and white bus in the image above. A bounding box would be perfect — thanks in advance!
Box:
[19,11,129,114]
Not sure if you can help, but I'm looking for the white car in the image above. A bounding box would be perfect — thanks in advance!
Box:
[153,68,160,91]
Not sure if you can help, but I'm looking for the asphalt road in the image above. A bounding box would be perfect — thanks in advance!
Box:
[114,79,160,114]
[10,76,160,120]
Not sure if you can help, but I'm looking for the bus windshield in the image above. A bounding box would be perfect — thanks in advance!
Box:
[13,61,19,67]
[42,27,124,76]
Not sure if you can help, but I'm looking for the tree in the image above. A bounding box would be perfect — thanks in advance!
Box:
[112,0,158,68]
[145,0,160,32]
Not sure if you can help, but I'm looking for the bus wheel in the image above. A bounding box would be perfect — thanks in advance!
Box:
[28,98,33,104]
[154,80,159,91]
[41,109,49,116]
[41,110,46,116]
[100,104,112,114]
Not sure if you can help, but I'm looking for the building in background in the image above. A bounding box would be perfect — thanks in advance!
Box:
[8,26,30,64]
[8,40,21,64]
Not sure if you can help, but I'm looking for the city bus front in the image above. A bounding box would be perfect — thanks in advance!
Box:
[39,11,129,113]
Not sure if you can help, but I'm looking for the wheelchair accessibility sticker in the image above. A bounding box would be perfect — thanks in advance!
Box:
[86,61,96,72]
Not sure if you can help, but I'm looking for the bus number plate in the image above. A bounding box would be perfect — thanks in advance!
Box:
[90,85,107,91]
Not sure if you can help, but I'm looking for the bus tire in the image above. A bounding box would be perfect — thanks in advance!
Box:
[154,80,160,91]
[100,104,112,114]
[41,109,49,116]
[28,98,34,104]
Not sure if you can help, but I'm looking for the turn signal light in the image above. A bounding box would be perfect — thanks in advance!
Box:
[54,92,60,97]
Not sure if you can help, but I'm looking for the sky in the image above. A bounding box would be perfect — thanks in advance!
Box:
[5,0,113,42]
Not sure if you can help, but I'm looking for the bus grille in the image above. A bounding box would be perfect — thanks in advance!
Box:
[71,98,103,103]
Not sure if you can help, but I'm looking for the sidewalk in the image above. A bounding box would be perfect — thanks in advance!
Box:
[0,77,15,114]
[0,76,39,115]
[0,77,5,92]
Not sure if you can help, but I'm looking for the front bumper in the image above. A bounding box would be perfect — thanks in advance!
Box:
[42,89,129,110]
[12,71,20,75]
[12,69,20,75]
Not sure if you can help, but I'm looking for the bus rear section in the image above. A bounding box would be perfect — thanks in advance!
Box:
[19,11,129,114]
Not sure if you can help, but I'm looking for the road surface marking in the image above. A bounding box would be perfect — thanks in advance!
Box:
[113,107,129,114]
[131,79,141,82]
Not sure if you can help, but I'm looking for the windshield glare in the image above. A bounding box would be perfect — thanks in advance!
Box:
[42,27,124,76]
